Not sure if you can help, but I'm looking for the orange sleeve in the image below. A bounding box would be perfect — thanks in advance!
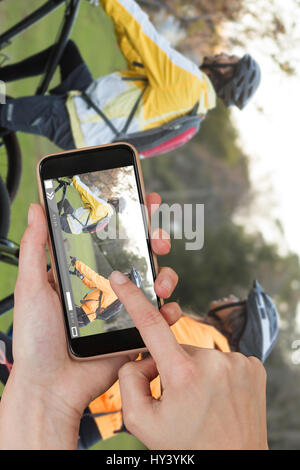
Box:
[89,381,123,441]
[171,316,231,352]
[75,260,114,296]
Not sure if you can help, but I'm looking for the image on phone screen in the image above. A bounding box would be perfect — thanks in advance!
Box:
[44,164,158,340]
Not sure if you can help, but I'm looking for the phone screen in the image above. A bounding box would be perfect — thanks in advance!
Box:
[42,152,159,352]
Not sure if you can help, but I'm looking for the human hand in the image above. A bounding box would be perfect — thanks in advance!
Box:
[0,193,180,449]
[109,272,268,450]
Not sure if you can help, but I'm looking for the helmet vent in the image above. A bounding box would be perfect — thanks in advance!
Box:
[238,90,245,104]
[249,71,256,83]
[236,76,244,88]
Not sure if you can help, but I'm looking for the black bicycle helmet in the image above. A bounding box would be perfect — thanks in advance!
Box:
[240,280,279,363]
[208,54,261,109]
[129,267,142,288]
[208,280,279,362]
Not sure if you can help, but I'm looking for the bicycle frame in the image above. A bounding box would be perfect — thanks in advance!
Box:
[0,238,19,267]
[37,0,81,94]
[0,0,81,95]
[0,293,14,318]
[0,0,66,50]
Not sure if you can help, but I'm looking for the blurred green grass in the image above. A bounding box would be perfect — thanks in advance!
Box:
[0,0,144,450]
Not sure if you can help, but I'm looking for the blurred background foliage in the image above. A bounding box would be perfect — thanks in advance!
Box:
[1,0,300,449]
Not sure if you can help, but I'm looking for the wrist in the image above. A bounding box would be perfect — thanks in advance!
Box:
[0,367,81,450]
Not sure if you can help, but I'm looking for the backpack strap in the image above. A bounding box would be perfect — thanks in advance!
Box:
[57,183,68,216]
[81,91,120,137]
[118,85,147,137]
[68,212,86,228]
[190,102,199,116]
[96,291,103,316]
[80,290,103,319]
[84,210,91,227]
[81,80,148,139]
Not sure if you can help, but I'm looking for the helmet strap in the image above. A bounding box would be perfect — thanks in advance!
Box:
[208,300,246,316]
[202,62,238,70]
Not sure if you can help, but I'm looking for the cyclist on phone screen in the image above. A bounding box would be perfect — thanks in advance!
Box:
[0,0,260,152]
[56,175,125,234]
[69,257,142,325]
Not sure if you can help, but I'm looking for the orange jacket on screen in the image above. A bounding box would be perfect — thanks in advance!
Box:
[88,315,230,440]
[75,260,118,322]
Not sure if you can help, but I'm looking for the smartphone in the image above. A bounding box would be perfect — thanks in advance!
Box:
[37,143,160,360]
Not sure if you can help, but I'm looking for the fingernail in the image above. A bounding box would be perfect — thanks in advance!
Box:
[153,228,170,242]
[110,270,128,285]
[159,278,172,291]
[28,204,35,226]
[151,228,160,240]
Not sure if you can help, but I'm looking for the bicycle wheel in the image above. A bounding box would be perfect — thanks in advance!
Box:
[0,174,10,238]
[0,331,13,387]
[0,130,22,202]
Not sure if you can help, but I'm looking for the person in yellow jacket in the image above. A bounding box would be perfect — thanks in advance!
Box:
[57,175,125,234]
[0,1,260,151]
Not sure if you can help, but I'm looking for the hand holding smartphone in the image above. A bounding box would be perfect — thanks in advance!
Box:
[6,191,180,449]
[37,143,161,360]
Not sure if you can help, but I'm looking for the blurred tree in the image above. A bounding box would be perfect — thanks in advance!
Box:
[161,224,300,317]
[138,0,299,76]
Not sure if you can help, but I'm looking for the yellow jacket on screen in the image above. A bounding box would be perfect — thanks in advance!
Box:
[66,0,216,148]
[65,176,114,234]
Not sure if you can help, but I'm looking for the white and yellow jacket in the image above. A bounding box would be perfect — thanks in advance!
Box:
[66,0,216,148]
[65,175,114,234]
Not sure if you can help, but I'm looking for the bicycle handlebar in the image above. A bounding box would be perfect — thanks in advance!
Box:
[0,294,14,316]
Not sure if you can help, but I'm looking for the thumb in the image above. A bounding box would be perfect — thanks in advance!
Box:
[16,204,48,290]
[119,356,158,433]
